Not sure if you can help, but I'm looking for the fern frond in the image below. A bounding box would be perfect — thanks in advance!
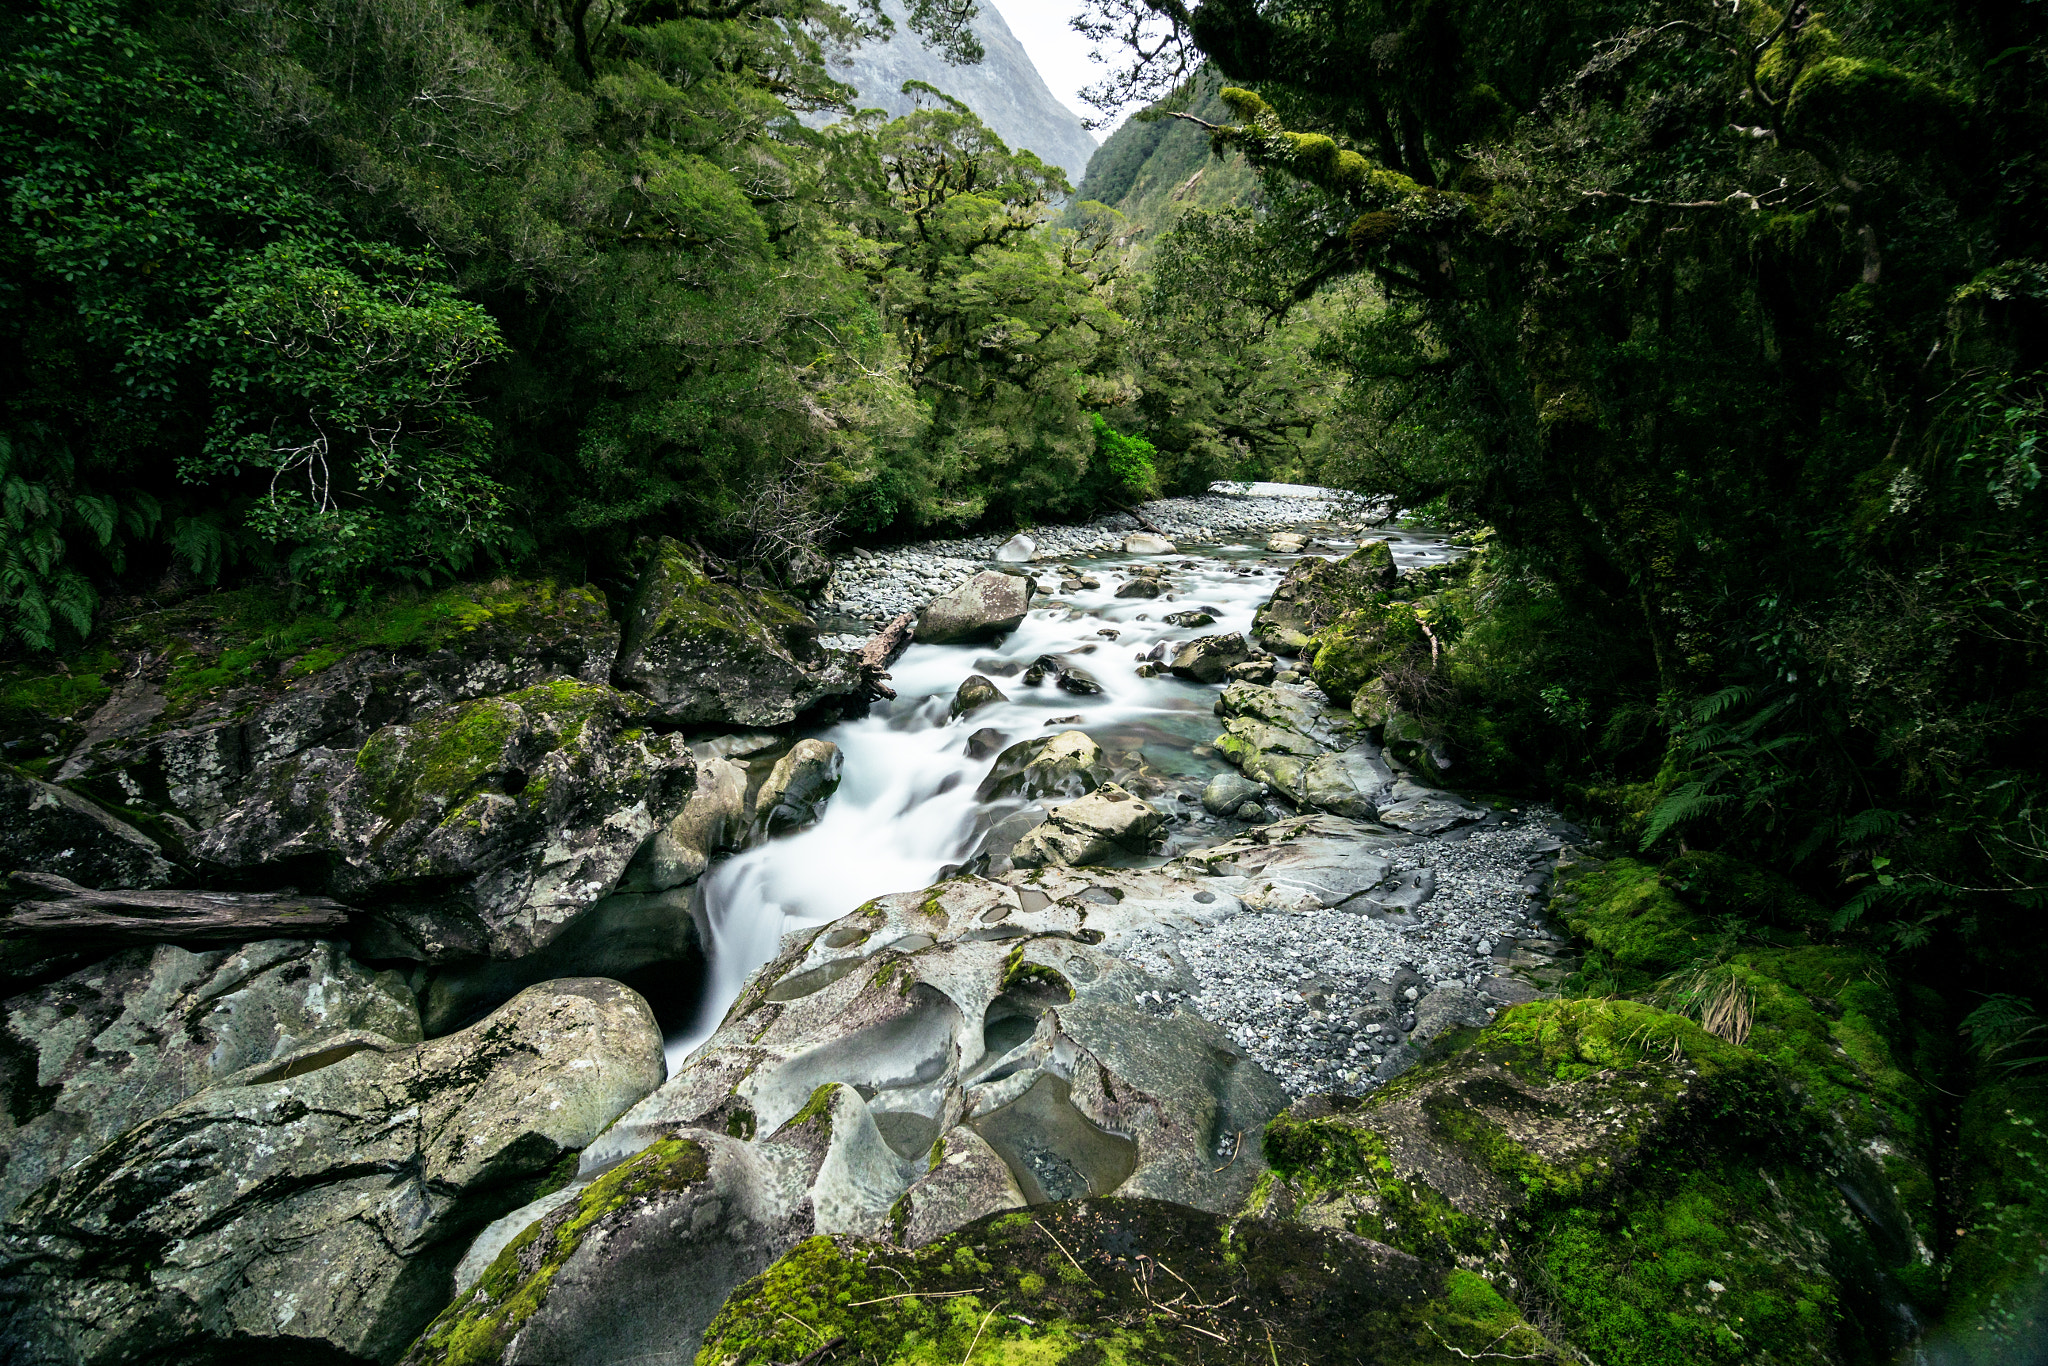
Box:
[1641,780,1734,849]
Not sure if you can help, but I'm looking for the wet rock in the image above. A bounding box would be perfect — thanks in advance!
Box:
[994,533,1036,563]
[1351,677,1394,730]
[949,674,1008,720]
[1113,577,1163,599]
[1251,539,1397,652]
[917,571,1036,645]
[615,537,859,728]
[1010,784,1164,867]
[1201,770,1266,815]
[0,939,419,1220]
[1266,532,1308,553]
[195,680,697,964]
[1225,657,1278,685]
[0,979,665,1365]
[976,730,1110,802]
[1134,661,1164,678]
[1170,632,1251,684]
[964,727,1007,761]
[1122,532,1177,554]
[0,766,175,890]
[753,739,842,839]
[1055,665,1103,695]
[1163,609,1215,627]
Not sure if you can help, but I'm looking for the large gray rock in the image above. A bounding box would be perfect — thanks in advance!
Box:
[948,674,1008,720]
[1009,784,1164,868]
[0,979,664,1366]
[0,939,420,1220]
[614,537,859,728]
[916,572,1035,645]
[62,581,622,831]
[1251,539,1397,650]
[1170,632,1251,683]
[0,766,174,891]
[1201,770,1266,815]
[975,730,1109,803]
[1211,683,1395,818]
[194,680,697,964]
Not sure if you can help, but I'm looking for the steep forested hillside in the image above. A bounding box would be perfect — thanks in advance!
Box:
[1076,70,1259,242]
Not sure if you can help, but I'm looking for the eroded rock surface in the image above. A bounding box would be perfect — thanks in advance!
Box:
[0,766,174,892]
[0,979,663,1366]
[0,939,420,1220]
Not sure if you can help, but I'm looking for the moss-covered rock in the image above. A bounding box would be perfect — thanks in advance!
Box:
[700,1198,1557,1366]
[1308,600,1428,704]
[1250,997,1913,1365]
[615,536,858,727]
[1251,540,1399,651]
[195,678,696,962]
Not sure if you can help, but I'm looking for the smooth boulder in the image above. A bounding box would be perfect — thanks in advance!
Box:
[916,572,1036,645]
[948,674,1008,720]
[614,537,859,727]
[1009,784,1164,867]
[994,533,1036,562]
[1122,532,1176,554]
[975,730,1110,802]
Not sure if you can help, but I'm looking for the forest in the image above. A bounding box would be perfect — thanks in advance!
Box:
[3,0,2048,1361]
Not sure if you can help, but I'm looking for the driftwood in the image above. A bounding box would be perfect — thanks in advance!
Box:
[856,613,916,700]
[1,872,352,943]
[1119,504,1168,536]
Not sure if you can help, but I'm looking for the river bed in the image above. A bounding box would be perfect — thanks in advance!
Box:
[668,518,1579,1096]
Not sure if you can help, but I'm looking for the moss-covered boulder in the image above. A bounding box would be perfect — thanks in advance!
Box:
[195,679,696,963]
[1308,600,1428,706]
[615,537,858,727]
[1210,682,1393,818]
[697,1199,1555,1366]
[0,761,176,891]
[1252,539,1398,653]
[0,979,664,1366]
[1251,997,1915,1366]
[46,579,621,830]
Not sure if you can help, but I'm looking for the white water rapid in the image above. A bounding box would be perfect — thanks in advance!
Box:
[664,526,1463,1073]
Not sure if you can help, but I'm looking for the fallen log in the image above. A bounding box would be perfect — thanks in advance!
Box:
[1,872,352,943]
[856,613,916,700]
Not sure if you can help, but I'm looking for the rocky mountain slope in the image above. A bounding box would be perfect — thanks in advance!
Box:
[823,0,1098,186]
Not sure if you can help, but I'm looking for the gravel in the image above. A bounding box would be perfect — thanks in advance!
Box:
[819,487,1383,630]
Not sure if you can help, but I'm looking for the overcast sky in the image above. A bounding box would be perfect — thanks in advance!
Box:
[985,0,1125,140]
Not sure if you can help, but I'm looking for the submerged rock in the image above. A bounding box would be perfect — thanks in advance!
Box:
[0,979,664,1365]
[917,571,1036,644]
[615,537,859,727]
[949,674,1008,719]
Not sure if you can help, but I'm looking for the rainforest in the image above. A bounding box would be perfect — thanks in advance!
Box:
[0,1,2044,1363]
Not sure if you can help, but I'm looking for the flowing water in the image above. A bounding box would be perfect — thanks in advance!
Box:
[665,526,1464,1072]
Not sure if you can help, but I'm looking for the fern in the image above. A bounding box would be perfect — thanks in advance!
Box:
[1641,780,1734,848]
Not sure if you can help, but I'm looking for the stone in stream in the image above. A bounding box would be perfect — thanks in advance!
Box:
[916,571,1036,644]
[1122,532,1176,554]
[1251,538,1398,654]
[994,533,1036,562]
[975,730,1110,802]
[1113,576,1163,599]
[1170,632,1252,684]
[0,979,665,1365]
[949,674,1008,719]
[1055,664,1104,695]
[1202,769,1266,815]
[1163,609,1215,627]
[1226,656,1279,685]
[0,938,420,1222]
[1009,784,1165,867]
[1266,532,1309,553]
[614,536,860,727]
[964,727,1007,760]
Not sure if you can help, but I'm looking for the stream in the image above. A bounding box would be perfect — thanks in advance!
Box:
[666,524,1468,1072]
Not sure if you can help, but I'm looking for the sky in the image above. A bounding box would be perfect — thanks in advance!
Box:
[985,0,1125,140]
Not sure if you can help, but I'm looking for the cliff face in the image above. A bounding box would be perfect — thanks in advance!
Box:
[824,0,1098,186]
